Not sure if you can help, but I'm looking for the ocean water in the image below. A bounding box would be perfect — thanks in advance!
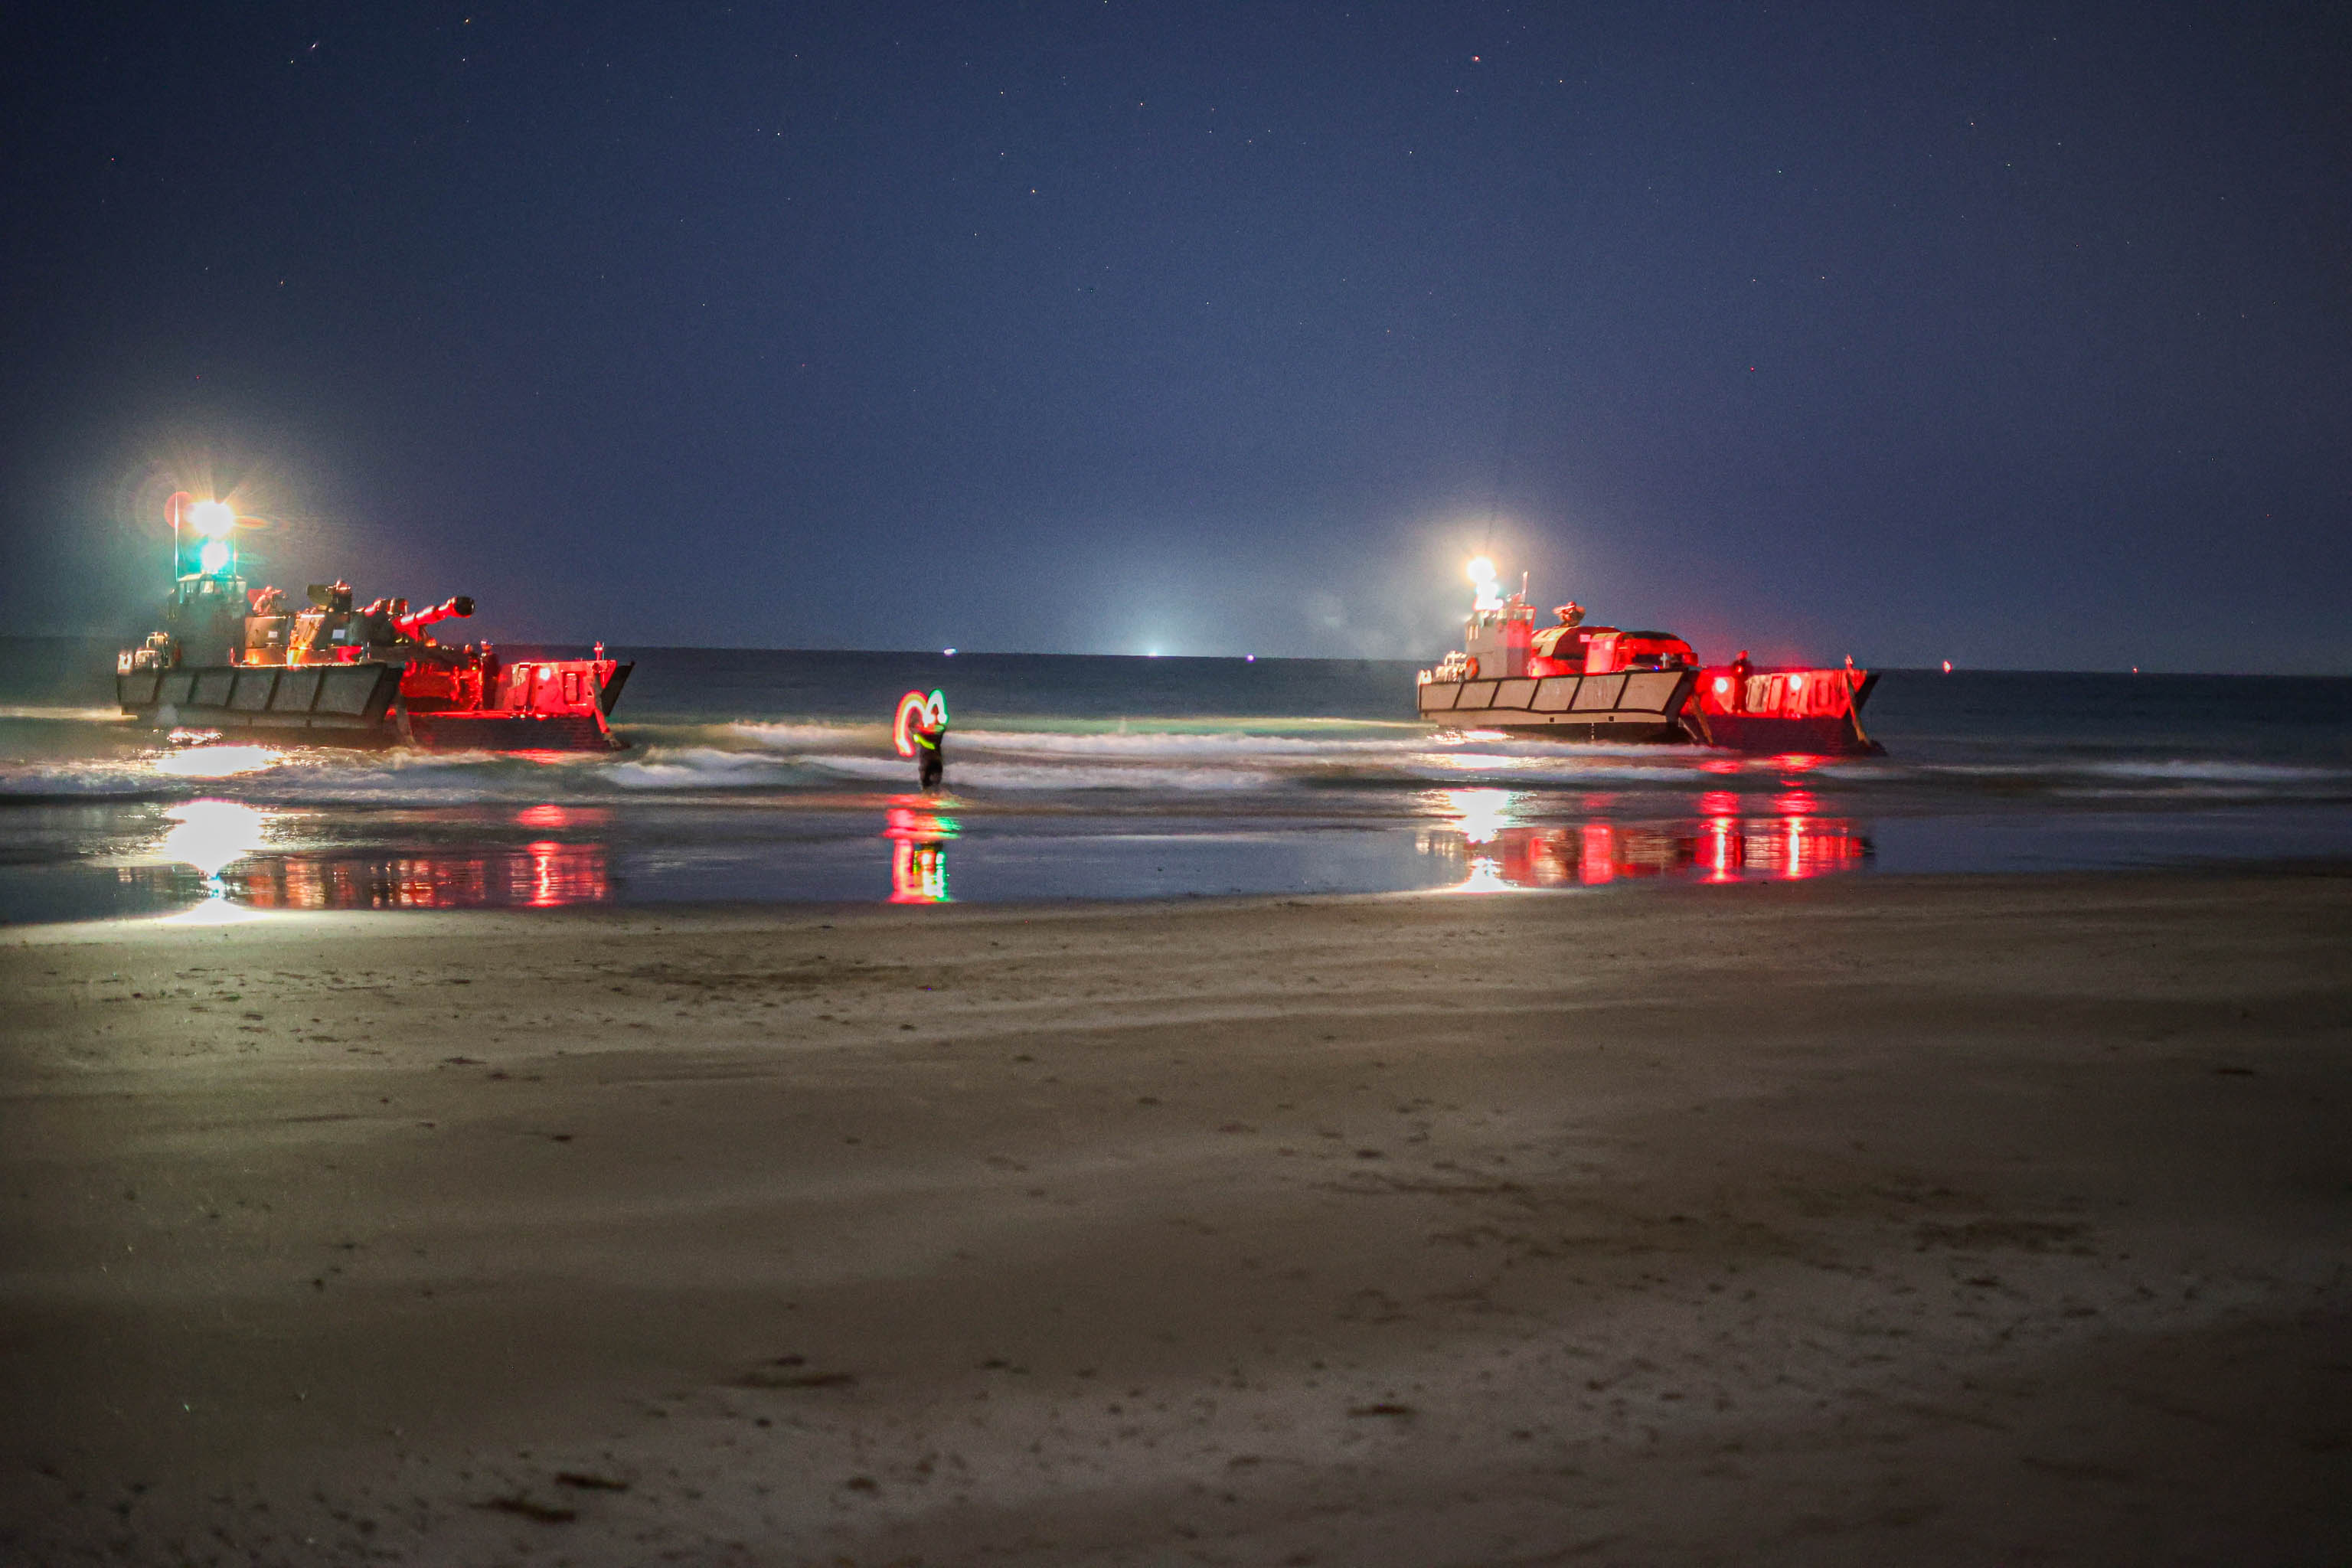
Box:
[3,636,2349,922]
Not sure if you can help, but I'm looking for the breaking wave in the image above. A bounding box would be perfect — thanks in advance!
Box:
[0,760,179,800]
[6,701,2350,813]
[0,704,135,724]
[799,751,1281,792]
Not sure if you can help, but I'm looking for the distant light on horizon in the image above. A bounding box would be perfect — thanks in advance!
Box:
[4,9,2329,674]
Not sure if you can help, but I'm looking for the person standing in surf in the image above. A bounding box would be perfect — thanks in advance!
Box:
[913,717,946,790]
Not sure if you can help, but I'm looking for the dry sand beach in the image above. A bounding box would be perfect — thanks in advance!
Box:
[4,871,2350,1565]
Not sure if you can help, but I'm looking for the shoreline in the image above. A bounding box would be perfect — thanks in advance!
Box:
[5,867,2350,1563]
[11,850,2352,935]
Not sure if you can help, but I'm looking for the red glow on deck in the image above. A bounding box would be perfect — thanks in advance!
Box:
[1695,666,1865,720]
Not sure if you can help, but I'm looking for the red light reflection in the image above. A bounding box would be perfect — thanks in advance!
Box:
[882,803,957,903]
[1456,818,1869,890]
[230,841,612,910]
[889,841,949,903]
[884,805,957,841]
[515,804,613,830]
[1578,822,1619,885]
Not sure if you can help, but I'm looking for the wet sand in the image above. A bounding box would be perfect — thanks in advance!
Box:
[3,870,2350,1565]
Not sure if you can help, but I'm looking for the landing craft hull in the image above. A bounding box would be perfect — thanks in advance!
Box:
[1682,709,1877,755]
[1416,574,1883,755]
[1419,669,1697,739]
[119,662,403,742]
[117,660,630,753]
[1416,667,1881,755]
[403,712,619,751]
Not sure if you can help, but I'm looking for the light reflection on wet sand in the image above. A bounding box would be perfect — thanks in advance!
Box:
[1422,785,1871,891]
[1429,817,1871,891]
[225,841,613,910]
[884,801,959,903]
[105,786,1872,916]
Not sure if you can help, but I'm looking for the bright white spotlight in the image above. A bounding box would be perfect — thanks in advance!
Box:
[156,800,270,879]
[1467,556,1502,611]
[190,500,237,537]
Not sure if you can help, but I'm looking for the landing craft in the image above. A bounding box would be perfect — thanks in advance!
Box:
[112,492,630,750]
[1416,558,1881,754]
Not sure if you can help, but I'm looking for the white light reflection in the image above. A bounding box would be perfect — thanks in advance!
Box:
[155,800,273,922]
[1442,788,1517,844]
[165,893,270,925]
[1436,788,1525,893]
[153,743,280,779]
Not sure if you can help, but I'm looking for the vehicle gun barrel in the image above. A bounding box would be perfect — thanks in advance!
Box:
[394,595,475,640]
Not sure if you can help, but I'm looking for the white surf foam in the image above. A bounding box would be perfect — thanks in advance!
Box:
[729,721,885,750]
[606,747,812,791]
[0,760,173,798]
[0,705,134,723]
[799,752,1279,791]
[2071,760,2348,784]
[948,729,1429,759]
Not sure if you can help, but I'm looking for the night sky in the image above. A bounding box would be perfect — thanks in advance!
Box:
[2,3,2345,671]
